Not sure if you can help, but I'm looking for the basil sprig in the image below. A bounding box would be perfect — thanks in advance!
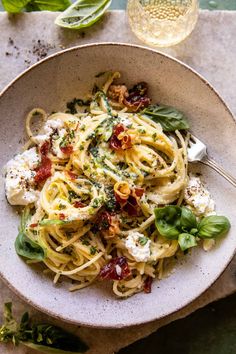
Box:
[55,0,112,30]
[0,303,88,353]
[15,208,45,261]
[154,206,230,251]
[198,215,231,239]
[142,104,189,132]
[2,0,70,13]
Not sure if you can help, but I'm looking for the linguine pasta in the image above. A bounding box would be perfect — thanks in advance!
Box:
[8,72,227,298]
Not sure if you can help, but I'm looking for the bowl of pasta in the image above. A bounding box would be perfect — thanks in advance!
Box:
[0,43,235,328]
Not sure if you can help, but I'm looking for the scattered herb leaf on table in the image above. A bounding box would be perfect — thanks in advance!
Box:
[55,0,112,29]
[2,0,70,12]
[0,303,88,354]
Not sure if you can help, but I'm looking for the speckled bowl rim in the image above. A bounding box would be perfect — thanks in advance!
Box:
[0,43,235,328]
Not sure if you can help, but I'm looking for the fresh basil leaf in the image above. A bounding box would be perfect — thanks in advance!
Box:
[190,228,198,235]
[180,207,197,231]
[178,233,197,251]
[2,0,30,12]
[55,0,112,29]
[15,231,45,261]
[198,215,231,239]
[142,104,189,131]
[39,219,67,226]
[31,0,70,11]
[154,206,182,239]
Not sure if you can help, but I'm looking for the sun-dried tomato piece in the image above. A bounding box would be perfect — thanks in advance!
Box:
[40,140,51,156]
[29,223,38,228]
[124,82,151,110]
[60,145,73,155]
[34,156,52,184]
[109,134,122,150]
[73,201,85,208]
[113,123,126,136]
[143,276,153,294]
[66,171,78,180]
[122,195,139,216]
[109,124,127,150]
[134,187,144,197]
[100,256,131,281]
[121,134,132,150]
[115,192,127,204]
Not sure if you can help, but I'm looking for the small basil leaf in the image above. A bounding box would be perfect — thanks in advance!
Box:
[15,231,45,261]
[31,0,70,11]
[178,233,197,251]
[190,228,198,235]
[39,219,67,226]
[2,0,30,13]
[142,104,189,131]
[198,215,231,239]
[180,207,197,231]
[154,206,182,239]
[55,0,112,30]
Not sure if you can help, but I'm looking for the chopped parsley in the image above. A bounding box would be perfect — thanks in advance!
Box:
[90,246,97,255]
[152,132,157,140]
[68,190,79,202]
[105,187,117,212]
[81,238,90,246]
[59,135,70,148]
[89,146,99,158]
[139,236,149,246]
[58,203,66,210]
[66,98,91,114]
[69,129,75,139]
[91,198,103,209]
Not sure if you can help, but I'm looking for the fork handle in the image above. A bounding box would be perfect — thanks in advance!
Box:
[201,157,236,188]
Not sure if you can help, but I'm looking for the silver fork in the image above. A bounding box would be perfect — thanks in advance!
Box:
[187,134,236,188]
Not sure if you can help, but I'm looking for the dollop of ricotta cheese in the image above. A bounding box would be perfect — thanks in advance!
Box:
[34,118,70,159]
[184,174,215,216]
[125,231,151,262]
[5,147,40,205]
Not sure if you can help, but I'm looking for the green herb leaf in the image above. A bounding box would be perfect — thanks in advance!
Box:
[198,215,231,239]
[178,233,197,251]
[180,207,197,231]
[154,206,182,239]
[142,105,189,131]
[30,0,70,11]
[39,219,67,226]
[0,303,88,353]
[66,98,91,114]
[2,0,30,13]
[90,246,97,255]
[15,209,45,261]
[2,0,70,12]
[139,236,149,246]
[55,0,112,30]
[15,231,45,261]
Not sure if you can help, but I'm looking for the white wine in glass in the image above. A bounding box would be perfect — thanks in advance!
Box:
[127,0,199,47]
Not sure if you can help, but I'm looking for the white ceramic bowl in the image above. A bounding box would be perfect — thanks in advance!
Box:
[0,43,235,328]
